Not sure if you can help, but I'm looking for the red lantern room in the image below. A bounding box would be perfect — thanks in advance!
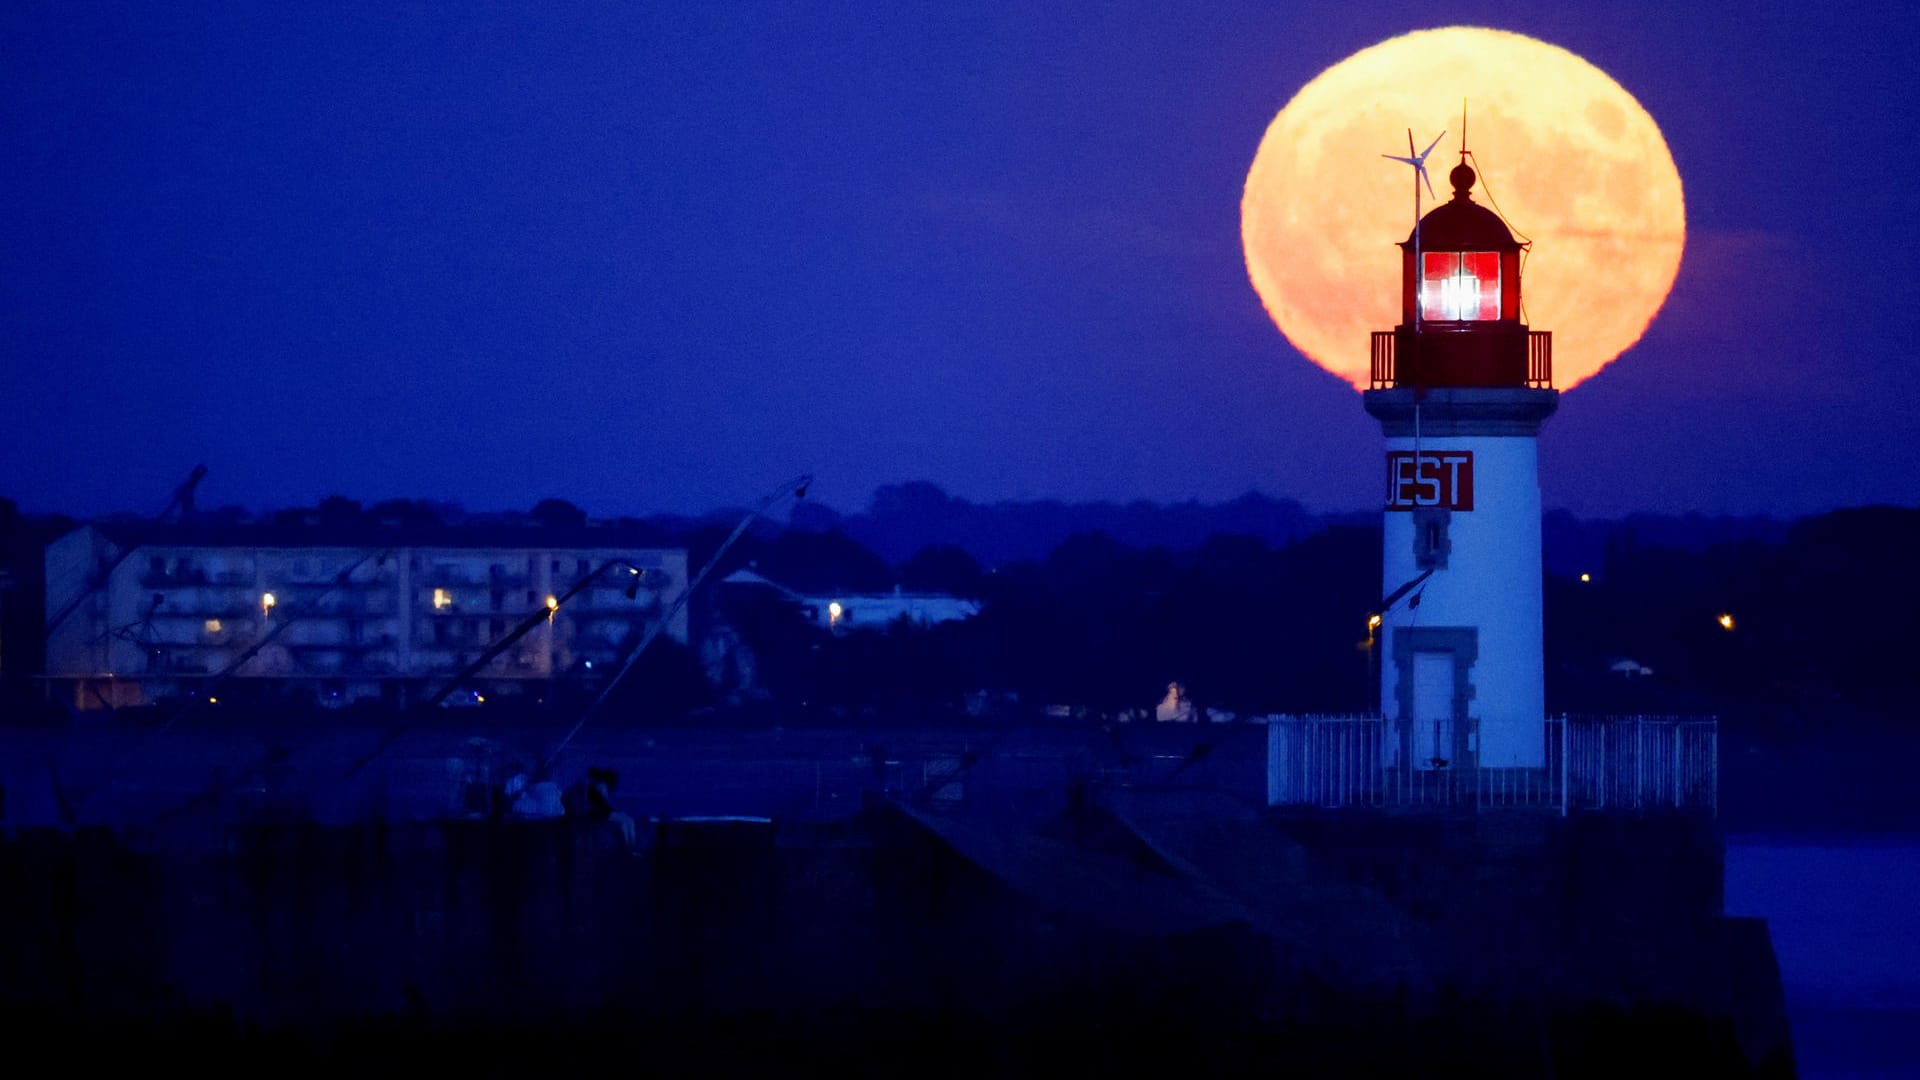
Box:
[1371,162,1552,390]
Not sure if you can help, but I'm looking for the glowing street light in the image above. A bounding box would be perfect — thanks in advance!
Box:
[261,592,277,616]
[828,601,845,627]
[1717,613,1735,632]
[1579,573,1591,583]
[1364,614,1382,715]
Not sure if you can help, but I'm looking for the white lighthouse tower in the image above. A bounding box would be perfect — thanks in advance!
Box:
[1365,155,1557,770]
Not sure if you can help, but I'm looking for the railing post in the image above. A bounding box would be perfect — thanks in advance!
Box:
[1371,331,1390,388]
[1559,714,1569,818]
[1672,723,1682,809]
[1266,718,1280,807]
[1304,719,1316,806]
[1526,330,1553,388]
[1598,722,1608,811]
[1337,718,1348,807]
[1635,714,1651,807]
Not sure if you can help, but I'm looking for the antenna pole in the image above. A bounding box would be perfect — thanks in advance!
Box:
[1412,146,1422,494]
[1408,131,1424,581]
[1412,160,1422,451]
[1383,128,1445,487]
[543,472,814,767]
[1410,129,1423,338]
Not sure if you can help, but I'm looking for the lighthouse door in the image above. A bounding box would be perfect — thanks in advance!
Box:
[1411,651,1456,769]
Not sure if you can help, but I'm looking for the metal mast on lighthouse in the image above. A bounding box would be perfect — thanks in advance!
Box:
[1382,130,1445,496]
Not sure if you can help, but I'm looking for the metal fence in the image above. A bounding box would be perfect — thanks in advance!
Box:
[1265,714,1717,816]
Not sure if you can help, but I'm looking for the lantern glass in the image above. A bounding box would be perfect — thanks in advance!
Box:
[1421,251,1501,321]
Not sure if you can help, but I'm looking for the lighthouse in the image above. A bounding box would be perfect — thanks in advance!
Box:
[1365,155,1557,770]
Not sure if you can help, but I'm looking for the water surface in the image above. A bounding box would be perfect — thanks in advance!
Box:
[1725,837,1920,1080]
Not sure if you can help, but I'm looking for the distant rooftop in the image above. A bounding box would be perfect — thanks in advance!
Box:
[71,517,682,552]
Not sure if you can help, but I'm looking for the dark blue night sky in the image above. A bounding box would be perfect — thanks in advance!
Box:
[3,2,1914,520]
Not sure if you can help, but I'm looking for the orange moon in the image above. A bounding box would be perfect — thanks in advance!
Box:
[1242,27,1685,390]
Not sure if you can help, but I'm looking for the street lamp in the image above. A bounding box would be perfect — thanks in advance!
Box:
[1365,613,1382,714]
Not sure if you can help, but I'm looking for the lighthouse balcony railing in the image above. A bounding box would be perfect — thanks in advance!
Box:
[1264,714,1716,816]
[1527,330,1553,388]
[1367,330,1554,390]
[1371,331,1396,389]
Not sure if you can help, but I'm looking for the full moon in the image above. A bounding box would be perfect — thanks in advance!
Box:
[1242,27,1685,391]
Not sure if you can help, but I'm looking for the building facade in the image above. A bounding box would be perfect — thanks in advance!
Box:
[45,523,687,709]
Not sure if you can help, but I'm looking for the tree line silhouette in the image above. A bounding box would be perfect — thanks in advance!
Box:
[703,504,1916,726]
[1,492,1913,727]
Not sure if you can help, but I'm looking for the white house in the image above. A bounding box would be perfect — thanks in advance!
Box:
[722,568,980,632]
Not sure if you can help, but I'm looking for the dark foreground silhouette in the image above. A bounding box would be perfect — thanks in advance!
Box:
[0,798,1793,1077]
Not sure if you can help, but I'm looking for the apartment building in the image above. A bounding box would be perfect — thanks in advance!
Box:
[45,522,688,709]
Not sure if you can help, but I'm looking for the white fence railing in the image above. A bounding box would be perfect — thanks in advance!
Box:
[1265,715,1717,816]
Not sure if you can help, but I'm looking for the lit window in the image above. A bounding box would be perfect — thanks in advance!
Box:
[1421,251,1501,321]
[204,618,223,634]
[433,588,453,610]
